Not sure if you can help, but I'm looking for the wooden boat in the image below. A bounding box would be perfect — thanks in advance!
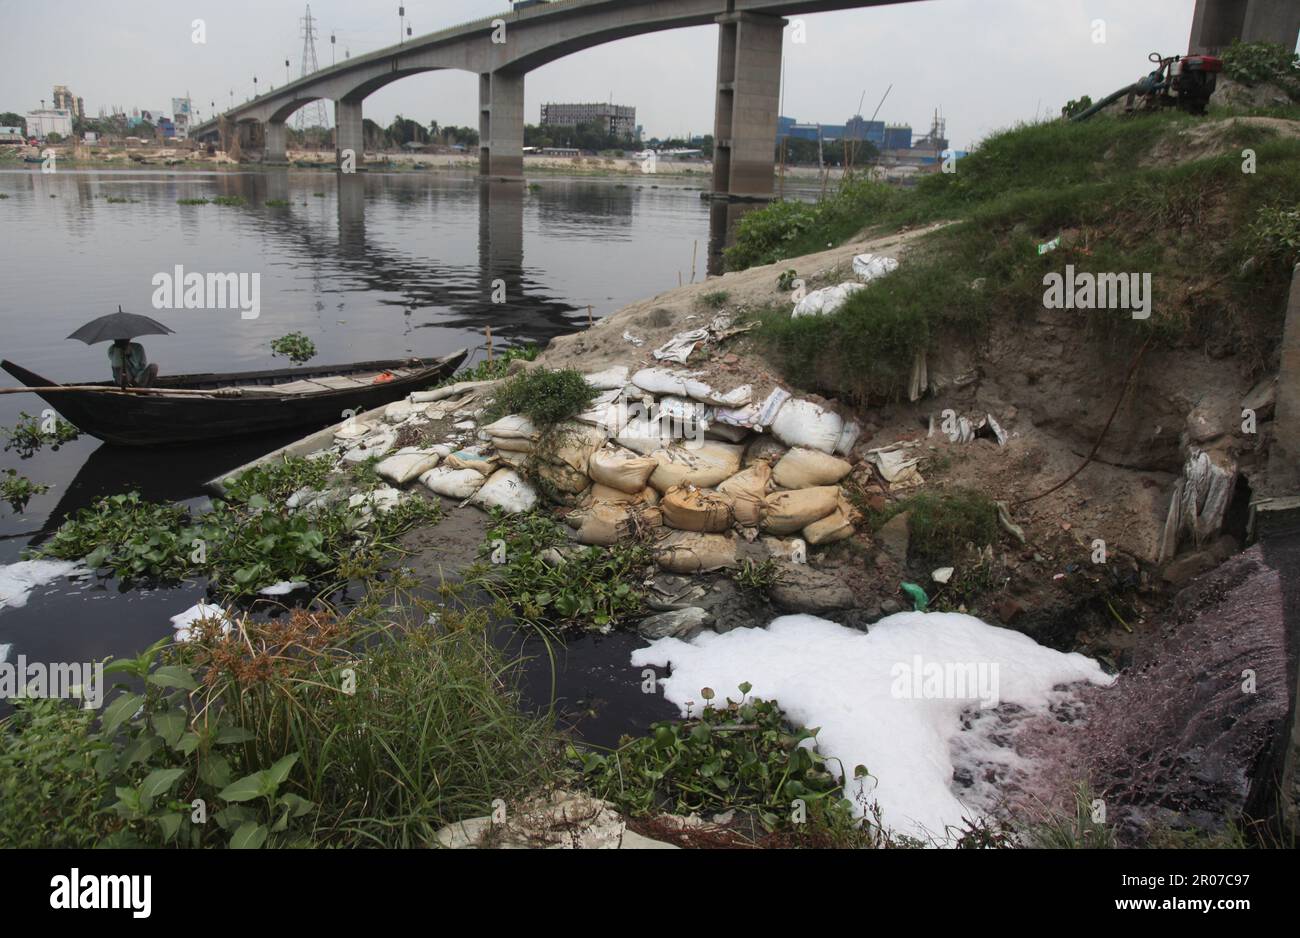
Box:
[1,349,467,447]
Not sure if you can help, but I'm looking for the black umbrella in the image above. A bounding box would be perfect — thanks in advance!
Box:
[67,306,175,345]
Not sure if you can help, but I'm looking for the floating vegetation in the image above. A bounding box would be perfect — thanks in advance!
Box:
[2,411,80,458]
[270,332,317,364]
[265,198,290,207]
[1,469,50,513]
[211,195,246,206]
[176,198,209,205]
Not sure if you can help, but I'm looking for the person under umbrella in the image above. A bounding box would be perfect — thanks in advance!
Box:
[66,306,173,389]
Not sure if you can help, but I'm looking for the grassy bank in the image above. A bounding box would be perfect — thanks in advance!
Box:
[735,111,1300,404]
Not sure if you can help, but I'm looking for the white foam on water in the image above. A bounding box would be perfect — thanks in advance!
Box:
[170,602,234,642]
[0,559,84,613]
[631,612,1114,842]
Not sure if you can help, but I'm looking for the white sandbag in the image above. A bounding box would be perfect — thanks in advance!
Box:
[865,444,924,489]
[792,282,865,318]
[342,430,397,463]
[715,386,791,430]
[835,422,861,456]
[584,365,629,390]
[654,531,737,574]
[632,368,752,407]
[770,399,843,454]
[761,486,841,535]
[377,450,442,486]
[771,447,853,488]
[334,419,378,442]
[469,469,538,514]
[574,387,629,433]
[660,484,734,533]
[420,466,486,499]
[589,446,659,494]
[617,412,671,456]
[482,414,540,441]
[852,253,899,283]
[347,486,405,515]
[409,380,496,404]
[648,442,744,493]
[717,461,772,527]
[384,399,426,424]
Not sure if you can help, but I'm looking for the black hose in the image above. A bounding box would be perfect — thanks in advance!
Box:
[1069,83,1137,122]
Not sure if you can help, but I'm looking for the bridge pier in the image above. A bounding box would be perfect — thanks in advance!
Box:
[264,121,288,164]
[335,99,365,172]
[1189,0,1300,54]
[479,71,525,182]
[711,12,786,202]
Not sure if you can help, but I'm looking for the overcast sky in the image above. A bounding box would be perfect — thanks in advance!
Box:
[1,0,1203,148]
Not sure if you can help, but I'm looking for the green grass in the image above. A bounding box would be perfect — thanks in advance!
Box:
[745,114,1300,403]
[484,366,597,428]
[865,488,1001,564]
[0,598,565,848]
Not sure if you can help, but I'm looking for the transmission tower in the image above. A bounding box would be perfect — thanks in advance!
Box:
[295,4,330,129]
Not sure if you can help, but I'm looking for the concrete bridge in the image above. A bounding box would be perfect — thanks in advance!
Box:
[190,0,1299,200]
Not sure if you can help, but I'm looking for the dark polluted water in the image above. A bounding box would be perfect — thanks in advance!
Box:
[0,166,793,743]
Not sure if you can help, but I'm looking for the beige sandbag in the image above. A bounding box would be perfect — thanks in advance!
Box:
[772,447,853,488]
[589,483,659,506]
[482,414,540,441]
[376,450,441,486]
[744,435,787,467]
[762,486,841,535]
[491,435,535,454]
[577,502,663,546]
[660,484,734,533]
[803,503,856,545]
[648,442,743,493]
[420,466,486,499]
[445,451,499,477]
[535,459,591,496]
[588,446,658,494]
[717,462,772,527]
[496,449,530,469]
[535,422,607,474]
[654,531,737,574]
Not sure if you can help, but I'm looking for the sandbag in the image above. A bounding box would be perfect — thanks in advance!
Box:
[376,449,441,486]
[384,399,426,423]
[589,483,658,505]
[648,442,743,493]
[654,531,737,574]
[491,435,535,454]
[717,462,772,528]
[660,484,735,533]
[496,449,529,469]
[420,466,486,499]
[342,429,397,463]
[482,414,540,441]
[632,368,752,407]
[803,493,859,545]
[792,282,865,318]
[535,422,606,473]
[576,502,632,546]
[469,469,538,514]
[770,399,843,454]
[761,486,841,535]
[534,459,591,496]
[617,410,670,455]
[584,365,629,391]
[744,435,787,467]
[852,253,899,283]
[771,447,853,488]
[445,450,499,477]
[589,446,658,494]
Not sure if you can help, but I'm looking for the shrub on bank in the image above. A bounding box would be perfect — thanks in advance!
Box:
[0,605,565,848]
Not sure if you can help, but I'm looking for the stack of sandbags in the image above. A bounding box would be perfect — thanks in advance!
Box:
[647,441,743,492]
[483,415,540,469]
[532,422,606,498]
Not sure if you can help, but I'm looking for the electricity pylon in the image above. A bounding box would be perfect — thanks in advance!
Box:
[294,4,330,129]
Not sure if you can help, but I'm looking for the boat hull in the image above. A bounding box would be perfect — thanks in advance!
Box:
[1,351,467,447]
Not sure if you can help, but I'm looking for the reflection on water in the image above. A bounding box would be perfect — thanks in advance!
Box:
[0,166,806,741]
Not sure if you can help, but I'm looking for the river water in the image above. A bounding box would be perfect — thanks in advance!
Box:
[0,166,804,743]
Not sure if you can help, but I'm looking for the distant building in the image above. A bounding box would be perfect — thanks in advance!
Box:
[883,124,912,150]
[25,108,73,140]
[53,86,85,120]
[172,97,193,140]
[0,126,25,143]
[541,102,637,139]
[778,115,888,146]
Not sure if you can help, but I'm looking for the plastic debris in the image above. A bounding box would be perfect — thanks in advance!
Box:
[792,282,866,318]
[900,582,929,611]
[852,253,899,283]
[931,567,954,585]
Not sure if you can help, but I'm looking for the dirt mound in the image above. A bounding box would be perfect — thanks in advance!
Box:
[1141,116,1300,167]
